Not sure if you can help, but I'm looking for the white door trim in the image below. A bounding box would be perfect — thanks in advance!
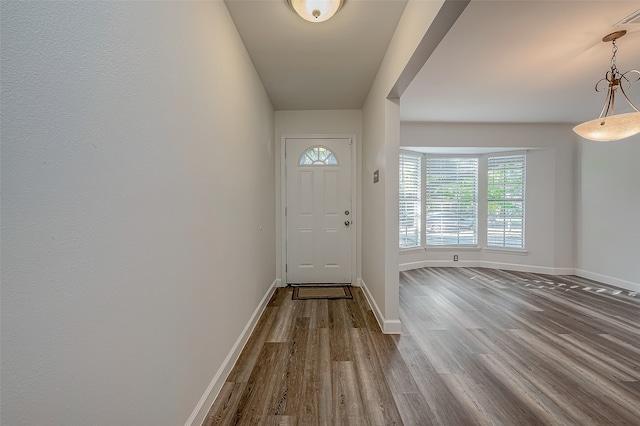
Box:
[281,134,357,286]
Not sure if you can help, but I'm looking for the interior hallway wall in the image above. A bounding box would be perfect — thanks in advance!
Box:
[361,0,464,332]
[0,2,275,425]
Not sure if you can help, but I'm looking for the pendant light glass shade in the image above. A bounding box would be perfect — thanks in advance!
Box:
[287,0,344,22]
[574,30,640,142]
[573,112,640,142]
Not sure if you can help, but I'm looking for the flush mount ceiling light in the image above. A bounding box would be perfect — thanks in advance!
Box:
[573,30,640,142]
[287,0,344,23]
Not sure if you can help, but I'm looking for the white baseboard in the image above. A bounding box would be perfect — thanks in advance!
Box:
[575,269,640,293]
[184,279,278,426]
[400,259,575,276]
[382,319,402,334]
[358,278,402,334]
[477,261,575,275]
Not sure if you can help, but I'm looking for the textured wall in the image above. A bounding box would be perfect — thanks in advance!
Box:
[0,1,275,425]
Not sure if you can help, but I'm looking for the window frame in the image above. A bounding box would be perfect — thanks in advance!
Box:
[487,153,526,249]
[399,150,423,249]
[424,155,479,247]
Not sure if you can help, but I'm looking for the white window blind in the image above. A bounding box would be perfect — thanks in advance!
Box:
[487,154,525,248]
[425,157,478,246]
[399,153,421,248]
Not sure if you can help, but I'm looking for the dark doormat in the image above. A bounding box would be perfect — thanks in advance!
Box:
[292,285,353,300]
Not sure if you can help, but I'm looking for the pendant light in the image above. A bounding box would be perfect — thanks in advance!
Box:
[573,30,640,142]
[287,0,344,23]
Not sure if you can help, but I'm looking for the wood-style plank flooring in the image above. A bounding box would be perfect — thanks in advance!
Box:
[204,268,640,425]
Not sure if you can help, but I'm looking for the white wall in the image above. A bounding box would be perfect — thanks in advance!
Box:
[361,0,448,333]
[400,122,577,274]
[577,135,640,290]
[0,2,275,425]
[274,110,363,283]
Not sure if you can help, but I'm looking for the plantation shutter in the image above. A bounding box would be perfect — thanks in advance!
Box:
[425,157,478,246]
[487,154,526,248]
[399,153,421,248]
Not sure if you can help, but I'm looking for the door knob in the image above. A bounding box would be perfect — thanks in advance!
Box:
[345,220,351,226]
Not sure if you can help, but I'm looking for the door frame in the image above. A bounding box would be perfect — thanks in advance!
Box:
[280,134,357,286]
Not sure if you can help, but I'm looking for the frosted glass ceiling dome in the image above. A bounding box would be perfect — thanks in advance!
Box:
[287,0,344,23]
[574,30,640,142]
[573,112,640,142]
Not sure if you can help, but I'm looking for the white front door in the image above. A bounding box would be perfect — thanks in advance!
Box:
[285,138,353,284]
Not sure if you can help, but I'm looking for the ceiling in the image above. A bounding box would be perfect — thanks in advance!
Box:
[226,0,640,124]
[224,0,408,110]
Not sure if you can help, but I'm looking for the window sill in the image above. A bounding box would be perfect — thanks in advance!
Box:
[400,246,528,255]
[424,246,481,252]
[400,247,423,254]
[484,248,528,255]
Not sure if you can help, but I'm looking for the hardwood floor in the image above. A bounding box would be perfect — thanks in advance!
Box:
[203,268,640,425]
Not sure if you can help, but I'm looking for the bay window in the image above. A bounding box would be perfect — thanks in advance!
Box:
[399,151,526,250]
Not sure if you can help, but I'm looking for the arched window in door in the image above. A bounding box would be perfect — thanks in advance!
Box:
[299,146,339,166]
